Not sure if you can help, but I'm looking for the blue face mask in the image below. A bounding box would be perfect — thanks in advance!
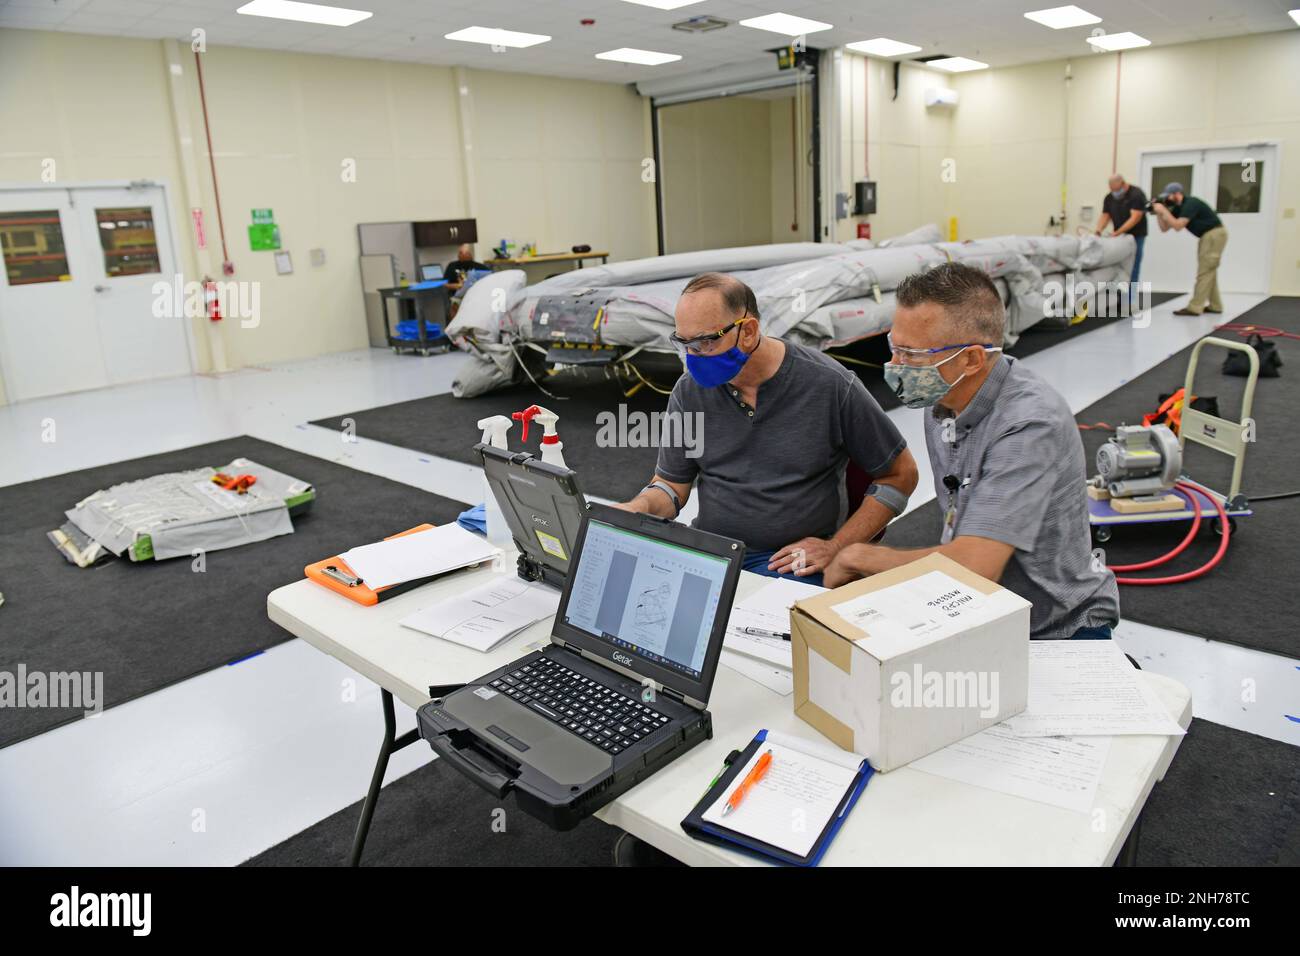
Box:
[685,346,751,388]
[1111,188,1126,200]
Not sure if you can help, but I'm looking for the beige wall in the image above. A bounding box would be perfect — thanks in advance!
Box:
[659,96,775,253]
[467,70,655,266]
[833,32,1299,297]
[947,31,1300,294]
[0,28,657,404]
[835,56,956,243]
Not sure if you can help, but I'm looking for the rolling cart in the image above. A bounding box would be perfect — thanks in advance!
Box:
[1089,335,1259,544]
[378,281,452,356]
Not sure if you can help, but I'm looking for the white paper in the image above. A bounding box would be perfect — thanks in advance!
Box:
[400,575,560,652]
[1003,640,1186,738]
[702,729,864,857]
[832,570,989,656]
[719,649,794,696]
[910,724,1112,814]
[723,577,824,667]
[339,524,499,589]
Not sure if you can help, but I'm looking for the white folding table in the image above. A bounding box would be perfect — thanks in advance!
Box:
[268,565,1190,866]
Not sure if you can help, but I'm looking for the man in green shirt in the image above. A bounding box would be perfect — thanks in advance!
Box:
[1151,182,1228,316]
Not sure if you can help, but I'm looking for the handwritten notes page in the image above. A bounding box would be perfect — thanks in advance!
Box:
[1003,640,1186,737]
[702,729,864,857]
[910,724,1112,813]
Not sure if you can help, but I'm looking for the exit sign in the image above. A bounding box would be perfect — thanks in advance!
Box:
[251,208,274,224]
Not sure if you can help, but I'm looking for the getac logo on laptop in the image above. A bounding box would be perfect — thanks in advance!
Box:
[531,515,550,527]
[612,652,634,667]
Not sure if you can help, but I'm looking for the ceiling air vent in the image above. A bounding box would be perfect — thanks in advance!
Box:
[672,16,728,33]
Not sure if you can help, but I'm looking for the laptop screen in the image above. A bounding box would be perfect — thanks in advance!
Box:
[562,517,730,681]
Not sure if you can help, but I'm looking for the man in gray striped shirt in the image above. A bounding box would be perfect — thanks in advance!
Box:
[824,262,1119,640]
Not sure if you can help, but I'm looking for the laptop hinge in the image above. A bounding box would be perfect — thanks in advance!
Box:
[658,685,686,705]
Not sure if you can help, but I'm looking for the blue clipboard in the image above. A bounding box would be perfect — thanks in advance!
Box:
[679,729,873,867]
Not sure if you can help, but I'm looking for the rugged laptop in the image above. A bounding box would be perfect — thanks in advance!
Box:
[476,443,586,589]
[417,502,744,830]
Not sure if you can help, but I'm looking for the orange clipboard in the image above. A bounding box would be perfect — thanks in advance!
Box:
[304,523,437,606]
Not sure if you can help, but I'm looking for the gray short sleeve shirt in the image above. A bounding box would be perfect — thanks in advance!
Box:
[656,342,906,552]
[922,355,1120,639]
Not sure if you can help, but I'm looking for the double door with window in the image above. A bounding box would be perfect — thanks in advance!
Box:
[1138,145,1277,295]
[0,183,190,402]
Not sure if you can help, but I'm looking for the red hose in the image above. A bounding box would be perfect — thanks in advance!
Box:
[1109,487,1200,571]
[1109,481,1231,585]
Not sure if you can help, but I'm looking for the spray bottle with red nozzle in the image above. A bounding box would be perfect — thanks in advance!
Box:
[512,404,567,469]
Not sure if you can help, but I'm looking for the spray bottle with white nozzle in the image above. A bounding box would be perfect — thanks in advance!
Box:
[477,415,512,449]
[512,405,567,469]
[475,415,514,550]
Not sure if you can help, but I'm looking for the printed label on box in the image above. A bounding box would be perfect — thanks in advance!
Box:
[833,570,987,650]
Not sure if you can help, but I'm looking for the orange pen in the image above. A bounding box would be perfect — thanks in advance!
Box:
[721,749,773,816]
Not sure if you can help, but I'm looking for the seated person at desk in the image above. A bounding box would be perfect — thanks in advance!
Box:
[615,272,918,585]
[442,243,488,285]
[822,262,1120,640]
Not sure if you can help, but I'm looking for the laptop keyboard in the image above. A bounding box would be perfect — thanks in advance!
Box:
[489,656,670,755]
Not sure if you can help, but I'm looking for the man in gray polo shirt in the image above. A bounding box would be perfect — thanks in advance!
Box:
[616,272,918,585]
[823,262,1119,640]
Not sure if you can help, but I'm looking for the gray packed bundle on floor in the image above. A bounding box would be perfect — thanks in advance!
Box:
[62,458,315,562]
[446,227,1136,396]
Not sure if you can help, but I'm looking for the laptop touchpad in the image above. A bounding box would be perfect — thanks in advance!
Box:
[446,690,610,786]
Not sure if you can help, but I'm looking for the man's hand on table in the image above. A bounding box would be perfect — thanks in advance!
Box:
[822,543,886,588]
[768,537,841,577]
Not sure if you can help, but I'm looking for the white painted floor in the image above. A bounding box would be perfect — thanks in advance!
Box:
[0,291,1295,866]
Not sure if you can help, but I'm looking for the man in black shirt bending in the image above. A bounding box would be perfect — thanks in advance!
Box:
[1096,174,1148,294]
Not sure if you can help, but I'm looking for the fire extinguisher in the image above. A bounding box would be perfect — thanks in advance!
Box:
[857,222,871,241]
[203,277,222,322]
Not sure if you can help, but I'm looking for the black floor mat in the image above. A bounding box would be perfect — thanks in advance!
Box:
[0,437,469,749]
[242,755,620,866]
[1137,718,1299,866]
[1006,291,1183,359]
[310,379,672,501]
[886,296,1300,658]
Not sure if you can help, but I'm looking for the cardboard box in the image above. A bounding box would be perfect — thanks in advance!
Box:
[791,553,1030,771]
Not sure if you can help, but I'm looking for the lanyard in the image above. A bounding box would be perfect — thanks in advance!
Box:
[940,473,971,544]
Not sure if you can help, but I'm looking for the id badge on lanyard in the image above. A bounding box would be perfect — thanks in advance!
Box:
[941,501,958,544]
[940,476,969,545]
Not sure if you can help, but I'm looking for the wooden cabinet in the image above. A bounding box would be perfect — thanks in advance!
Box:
[413,218,477,247]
